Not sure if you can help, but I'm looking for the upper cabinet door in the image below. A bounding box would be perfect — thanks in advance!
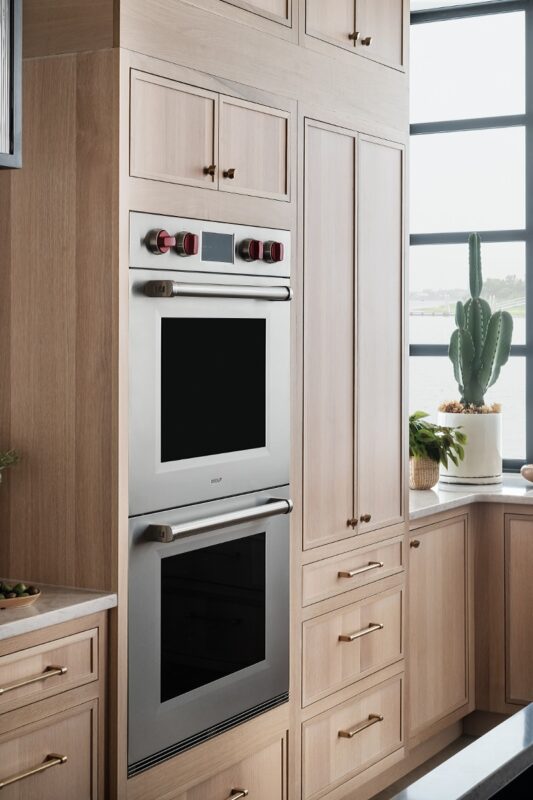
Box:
[306,0,357,52]
[355,0,405,69]
[222,0,291,25]
[219,96,290,201]
[303,120,356,550]
[130,71,218,189]
[357,137,404,533]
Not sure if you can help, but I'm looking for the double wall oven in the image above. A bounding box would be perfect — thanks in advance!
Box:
[128,213,292,774]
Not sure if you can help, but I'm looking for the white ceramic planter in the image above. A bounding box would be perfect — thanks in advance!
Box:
[438,411,502,485]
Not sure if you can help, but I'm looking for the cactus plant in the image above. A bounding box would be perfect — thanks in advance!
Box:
[449,233,513,407]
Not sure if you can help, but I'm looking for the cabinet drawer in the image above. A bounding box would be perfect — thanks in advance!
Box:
[175,736,286,800]
[302,538,403,606]
[219,96,290,201]
[302,676,402,800]
[0,628,98,714]
[302,587,403,706]
[130,71,218,189]
[0,700,97,799]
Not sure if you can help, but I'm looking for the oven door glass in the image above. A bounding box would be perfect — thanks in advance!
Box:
[128,491,290,772]
[161,318,266,462]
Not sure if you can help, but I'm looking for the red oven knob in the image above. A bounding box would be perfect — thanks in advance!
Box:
[146,229,176,255]
[263,241,284,264]
[240,238,264,262]
[175,231,199,257]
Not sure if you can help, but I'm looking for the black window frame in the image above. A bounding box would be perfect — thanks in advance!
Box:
[410,0,533,471]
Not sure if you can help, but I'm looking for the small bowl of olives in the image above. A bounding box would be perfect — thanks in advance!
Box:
[0,581,41,609]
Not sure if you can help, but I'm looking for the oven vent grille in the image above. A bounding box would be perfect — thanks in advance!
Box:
[127,691,289,777]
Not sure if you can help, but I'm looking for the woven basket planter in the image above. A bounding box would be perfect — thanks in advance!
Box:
[409,457,439,490]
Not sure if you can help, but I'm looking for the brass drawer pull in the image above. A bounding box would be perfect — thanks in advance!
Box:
[203,164,217,176]
[228,790,249,800]
[0,753,67,789]
[338,713,383,739]
[338,561,384,579]
[223,168,236,179]
[339,622,383,643]
[0,665,68,696]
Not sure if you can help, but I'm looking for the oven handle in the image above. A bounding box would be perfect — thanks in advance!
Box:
[143,280,293,302]
[146,498,294,543]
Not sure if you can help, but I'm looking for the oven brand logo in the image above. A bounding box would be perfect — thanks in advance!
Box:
[211,477,223,484]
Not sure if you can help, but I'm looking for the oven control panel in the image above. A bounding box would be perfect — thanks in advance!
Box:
[130,212,290,279]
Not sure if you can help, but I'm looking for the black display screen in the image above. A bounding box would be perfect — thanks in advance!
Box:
[201,232,234,263]
[160,533,266,702]
[160,318,267,462]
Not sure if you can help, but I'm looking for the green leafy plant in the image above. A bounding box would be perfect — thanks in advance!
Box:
[409,411,467,469]
[0,450,20,471]
[449,233,513,407]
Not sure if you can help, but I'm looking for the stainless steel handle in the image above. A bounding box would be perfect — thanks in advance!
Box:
[228,790,249,800]
[338,714,383,739]
[148,498,293,543]
[0,754,68,789]
[144,281,293,302]
[338,561,384,579]
[0,665,68,696]
[339,622,383,643]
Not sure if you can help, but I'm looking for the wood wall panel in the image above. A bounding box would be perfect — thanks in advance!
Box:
[23,0,116,58]
[0,52,117,591]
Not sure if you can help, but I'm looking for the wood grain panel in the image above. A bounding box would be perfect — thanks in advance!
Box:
[357,137,404,533]
[505,515,533,704]
[356,0,404,69]
[23,0,115,58]
[130,72,218,189]
[408,518,470,736]
[302,676,402,799]
[303,120,356,549]
[222,0,290,23]
[306,0,356,51]
[302,587,403,705]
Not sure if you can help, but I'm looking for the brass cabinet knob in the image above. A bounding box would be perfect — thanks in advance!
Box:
[410,539,421,549]
[347,518,358,529]
[203,164,216,177]
[229,790,249,800]
[223,168,236,179]
[360,514,371,524]
[360,35,373,46]
[348,31,360,42]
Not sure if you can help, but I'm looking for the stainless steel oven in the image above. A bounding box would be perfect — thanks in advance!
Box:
[129,213,291,516]
[128,487,291,774]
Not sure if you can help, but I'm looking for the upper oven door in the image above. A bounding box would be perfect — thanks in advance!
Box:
[129,269,291,516]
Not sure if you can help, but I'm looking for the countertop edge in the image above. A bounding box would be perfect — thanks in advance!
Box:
[0,592,118,641]
[409,483,533,522]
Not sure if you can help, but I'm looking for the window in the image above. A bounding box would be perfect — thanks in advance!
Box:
[410,0,531,469]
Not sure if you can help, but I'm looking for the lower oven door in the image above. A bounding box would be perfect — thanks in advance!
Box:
[128,487,291,774]
[129,268,291,516]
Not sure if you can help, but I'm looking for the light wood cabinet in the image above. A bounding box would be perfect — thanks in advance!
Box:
[222,0,291,25]
[0,700,98,799]
[505,515,533,704]
[357,136,404,534]
[408,516,473,739]
[302,586,403,705]
[302,675,403,799]
[305,0,405,70]
[303,121,404,550]
[130,71,290,200]
[174,736,286,800]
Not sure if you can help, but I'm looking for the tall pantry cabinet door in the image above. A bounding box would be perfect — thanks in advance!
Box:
[306,0,358,52]
[355,0,405,69]
[219,96,290,200]
[303,120,356,550]
[130,72,218,189]
[357,137,404,533]
[505,515,533,703]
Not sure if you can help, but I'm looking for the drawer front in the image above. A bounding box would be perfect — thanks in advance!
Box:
[302,677,402,800]
[177,736,286,800]
[302,539,403,606]
[0,700,97,799]
[302,588,403,706]
[0,628,98,714]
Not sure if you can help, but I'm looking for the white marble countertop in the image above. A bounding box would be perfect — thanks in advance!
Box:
[410,473,533,521]
[0,582,117,641]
